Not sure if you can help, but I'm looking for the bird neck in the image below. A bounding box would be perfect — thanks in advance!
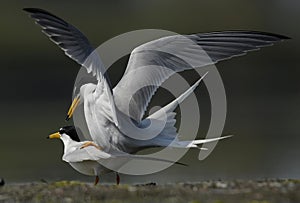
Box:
[80,83,96,98]
[60,135,77,154]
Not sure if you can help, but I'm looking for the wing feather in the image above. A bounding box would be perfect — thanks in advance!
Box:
[113,31,289,123]
[24,8,119,136]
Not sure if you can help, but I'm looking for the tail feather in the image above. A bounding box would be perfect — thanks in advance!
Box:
[141,72,232,151]
[188,135,233,148]
[145,72,208,139]
[169,135,233,148]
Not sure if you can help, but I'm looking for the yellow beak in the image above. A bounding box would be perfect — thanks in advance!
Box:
[48,132,61,139]
[66,96,80,121]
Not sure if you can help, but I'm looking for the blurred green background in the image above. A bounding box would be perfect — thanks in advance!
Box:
[0,0,298,184]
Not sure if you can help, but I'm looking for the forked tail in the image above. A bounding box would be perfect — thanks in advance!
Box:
[168,135,233,149]
[142,72,232,149]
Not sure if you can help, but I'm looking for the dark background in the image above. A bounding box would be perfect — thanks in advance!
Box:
[0,0,298,183]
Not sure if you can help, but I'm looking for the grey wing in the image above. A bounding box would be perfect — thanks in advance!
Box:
[24,8,119,129]
[63,146,183,166]
[96,149,186,172]
[23,8,110,81]
[111,152,186,166]
[24,8,93,67]
[113,31,288,123]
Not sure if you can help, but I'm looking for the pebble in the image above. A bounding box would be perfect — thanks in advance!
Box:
[63,197,73,203]
[0,178,5,186]
[215,181,227,189]
[269,181,281,188]
[128,186,137,192]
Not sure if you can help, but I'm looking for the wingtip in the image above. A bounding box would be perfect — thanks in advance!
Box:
[23,8,44,16]
[23,8,37,13]
[255,31,290,41]
[22,8,55,16]
[204,30,291,41]
[222,134,234,139]
[23,8,33,15]
[245,30,290,40]
[281,35,291,40]
[273,33,291,40]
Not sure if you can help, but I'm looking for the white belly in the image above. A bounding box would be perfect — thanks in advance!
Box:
[69,161,110,176]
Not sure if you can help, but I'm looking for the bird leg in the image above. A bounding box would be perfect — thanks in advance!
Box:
[116,172,120,185]
[80,141,102,150]
[94,175,99,185]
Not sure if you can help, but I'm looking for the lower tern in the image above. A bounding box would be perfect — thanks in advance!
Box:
[24,8,289,183]
[48,125,230,185]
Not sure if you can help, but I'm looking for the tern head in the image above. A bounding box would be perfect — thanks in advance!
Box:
[65,83,96,121]
[48,126,80,142]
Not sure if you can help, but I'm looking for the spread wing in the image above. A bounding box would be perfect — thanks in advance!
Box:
[24,8,95,69]
[24,8,119,130]
[113,31,289,123]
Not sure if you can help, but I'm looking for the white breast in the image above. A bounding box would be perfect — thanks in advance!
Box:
[69,161,105,176]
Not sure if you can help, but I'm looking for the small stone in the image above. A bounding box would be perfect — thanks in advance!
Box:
[0,195,10,201]
[128,186,137,192]
[215,181,227,189]
[63,197,73,203]
[54,188,64,196]
[269,181,281,188]
[287,181,295,189]
[0,178,5,186]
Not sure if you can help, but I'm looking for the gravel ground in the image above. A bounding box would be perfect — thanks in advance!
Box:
[0,179,299,203]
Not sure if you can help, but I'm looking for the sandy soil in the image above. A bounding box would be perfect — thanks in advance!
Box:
[0,179,299,203]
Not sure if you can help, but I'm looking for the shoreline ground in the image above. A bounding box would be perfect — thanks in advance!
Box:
[0,179,299,203]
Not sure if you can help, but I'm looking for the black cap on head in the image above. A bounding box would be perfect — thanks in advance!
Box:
[59,126,80,142]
